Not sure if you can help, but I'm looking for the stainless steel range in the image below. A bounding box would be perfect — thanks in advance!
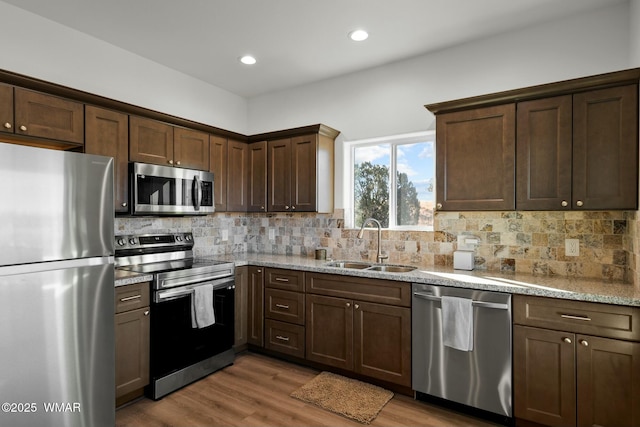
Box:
[115,232,235,400]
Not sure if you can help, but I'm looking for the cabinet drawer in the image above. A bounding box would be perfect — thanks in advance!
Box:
[305,272,411,307]
[265,319,305,358]
[115,282,150,314]
[265,288,304,325]
[514,295,640,341]
[265,268,304,292]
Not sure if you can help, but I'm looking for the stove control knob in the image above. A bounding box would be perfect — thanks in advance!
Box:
[116,238,127,246]
[185,234,192,241]
[129,238,136,245]
[176,235,183,242]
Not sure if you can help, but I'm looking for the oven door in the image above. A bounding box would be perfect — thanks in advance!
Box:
[131,162,214,215]
[150,277,234,380]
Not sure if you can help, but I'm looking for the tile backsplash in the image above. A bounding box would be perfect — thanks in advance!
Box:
[115,208,637,284]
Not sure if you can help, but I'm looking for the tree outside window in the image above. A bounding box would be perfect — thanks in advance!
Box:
[350,133,435,230]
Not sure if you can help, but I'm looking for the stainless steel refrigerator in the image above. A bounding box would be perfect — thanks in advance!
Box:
[0,143,115,427]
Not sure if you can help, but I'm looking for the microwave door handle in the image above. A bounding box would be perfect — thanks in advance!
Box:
[193,175,202,210]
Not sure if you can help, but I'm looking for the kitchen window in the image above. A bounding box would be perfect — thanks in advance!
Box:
[344,131,435,230]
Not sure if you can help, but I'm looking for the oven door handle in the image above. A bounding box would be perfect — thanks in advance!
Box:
[155,277,235,303]
[193,175,202,211]
[158,270,234,288]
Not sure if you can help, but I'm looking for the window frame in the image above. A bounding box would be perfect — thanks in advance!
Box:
[344,130,435,231]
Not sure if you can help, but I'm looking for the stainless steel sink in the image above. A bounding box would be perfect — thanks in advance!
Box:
[367,265,417,273]
[325,261,417,273]
[324,261,372,269]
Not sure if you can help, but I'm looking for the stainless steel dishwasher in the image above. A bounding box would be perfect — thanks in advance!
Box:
[412,283,512,422]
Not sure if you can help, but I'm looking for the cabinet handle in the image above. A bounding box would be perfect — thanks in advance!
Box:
[436,203,442,210]
[560,314,591,321]
[144,310,150,316]
[275,335,290,342]
[354,303,360,310]
[561,200,568,207]
[346,302,351,308]
[120,294,142,302]
[3,122,11,129]
[275,304,290,310]
[275,277,289,282]
[576,200,584,207]
[121,202,128,207]
[563,337,572,344]
[291,206,296,210]
[19,125,27,131]
[285,205,290,210]
[256,269,262,273]
[580,339,589,347]
[260,206,265,211]
[168,160,174,165]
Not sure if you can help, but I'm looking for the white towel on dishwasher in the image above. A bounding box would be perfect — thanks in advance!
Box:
[441,295,474,351]
[191,284,215,328]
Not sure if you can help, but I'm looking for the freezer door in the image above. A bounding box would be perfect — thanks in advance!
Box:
[0,259,115,427]
[0,143,114,266]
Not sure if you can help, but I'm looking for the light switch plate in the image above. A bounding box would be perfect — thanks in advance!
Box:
[269,228,275,240]
[221,229,228,241]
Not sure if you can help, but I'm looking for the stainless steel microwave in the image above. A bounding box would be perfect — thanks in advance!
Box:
[130,162,215,215]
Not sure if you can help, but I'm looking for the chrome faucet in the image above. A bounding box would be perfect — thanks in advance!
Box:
[357,218,388,263]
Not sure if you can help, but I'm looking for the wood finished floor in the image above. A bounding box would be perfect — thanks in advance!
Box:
[116,352,498,427]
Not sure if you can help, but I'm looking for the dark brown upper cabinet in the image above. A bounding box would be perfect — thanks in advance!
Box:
[2,87,84,146]
[130,116,210,171]
[572,84,638,210]
[248,141,267,212]
[85,106,129,213]
[226,139,250,211]
[516,95,573,210]
[435,104,516,211]
[517,85,638,210]
[428,69,640,212]
[210,135,228,212]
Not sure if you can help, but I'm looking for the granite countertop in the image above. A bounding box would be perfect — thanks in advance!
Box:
[115,269,153,287]
[203,253,640,307]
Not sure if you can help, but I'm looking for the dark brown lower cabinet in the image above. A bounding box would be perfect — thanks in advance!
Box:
[247,266,264,347]
[514,295,640,427]
[234,266,249,351]
[306,293,411,387]
[115,282,150,407]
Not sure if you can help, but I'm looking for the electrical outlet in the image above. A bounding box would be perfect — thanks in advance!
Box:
[269,228,275,240]
[565,239,579,256]
[221,229,228,241]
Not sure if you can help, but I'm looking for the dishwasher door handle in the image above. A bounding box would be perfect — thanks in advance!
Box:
[413,291,510,310]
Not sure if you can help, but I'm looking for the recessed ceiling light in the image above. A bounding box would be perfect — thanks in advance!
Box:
[348,29,369,42]
[239,55,257,65]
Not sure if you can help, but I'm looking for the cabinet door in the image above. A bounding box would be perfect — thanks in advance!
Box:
[129,116,174,166]
[85,106,129,213]
[267,138,292,212]
[0,83,13,134]
[174,127,210,170]
[210,135,228,212]
[227,139,249,211]
[233,266,249,350]
[573,84,638,210]
[516,96,572,210]
[115,307,150,399]
[305,294,353,370]
[354,301,411,386]
[247,266,264,347]
[514,325,576,427]
[291,134,317,212]
[14,88,84,144]
[435,104,515,211]
[576,335,640,427]
[248,141,267,212]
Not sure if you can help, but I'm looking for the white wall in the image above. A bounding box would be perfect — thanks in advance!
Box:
[0,1,248,134]
[247,2,631,141]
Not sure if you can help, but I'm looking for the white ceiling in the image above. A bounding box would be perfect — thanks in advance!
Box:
[2,0,625,98]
